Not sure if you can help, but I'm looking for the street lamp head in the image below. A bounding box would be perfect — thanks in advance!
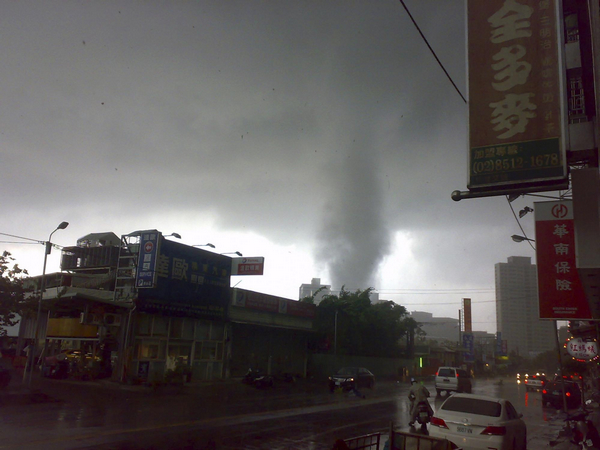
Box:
[220,251,243,257]
[164,233,182,239]
[57,221,69,230]
[511,234,535,243]
[192,243,215,249]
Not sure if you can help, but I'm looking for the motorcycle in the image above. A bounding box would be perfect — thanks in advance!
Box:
[242,368,274,389]
[565,405,600,449]
[409,393,432,431]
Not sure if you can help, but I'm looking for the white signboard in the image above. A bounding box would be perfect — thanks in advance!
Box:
[566,337,598,360]
[231,257,264,276]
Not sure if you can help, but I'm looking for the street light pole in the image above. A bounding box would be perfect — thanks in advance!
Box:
[334,310,338,356]
[27,221,68,387]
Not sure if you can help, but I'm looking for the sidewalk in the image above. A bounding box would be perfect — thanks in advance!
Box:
[546,408,600,449]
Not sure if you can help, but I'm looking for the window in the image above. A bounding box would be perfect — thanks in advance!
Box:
[438,368,455,377]
[136,340,166,360]
[137,315,152,336]
[568,75,586,121]
[505,401,518,420]
[153,316,168,336]
[182,318,194,340]
[170,318,184,338]
[195,320,210,340]
[200,342,219,360]
[210,322,224,341]
[168,344,191,364]
[442,397,501,417]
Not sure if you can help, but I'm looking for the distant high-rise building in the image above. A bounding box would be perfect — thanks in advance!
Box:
[299,278,331,304]
[410,311,459,343]
[495,256,556,357]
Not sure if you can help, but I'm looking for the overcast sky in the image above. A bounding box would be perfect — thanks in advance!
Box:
[1,0,542,334]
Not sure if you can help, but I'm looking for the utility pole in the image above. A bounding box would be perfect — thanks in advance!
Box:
[554,320,568,412]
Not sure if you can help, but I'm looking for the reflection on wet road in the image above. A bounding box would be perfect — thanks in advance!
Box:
[0,377,570,449]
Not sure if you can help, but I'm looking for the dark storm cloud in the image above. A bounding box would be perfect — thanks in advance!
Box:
[1,0,531,330]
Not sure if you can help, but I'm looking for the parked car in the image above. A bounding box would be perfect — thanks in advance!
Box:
[328,367,374,392]
[524,373,547,392]
[429,393,527,450]
[542,379,582,409]
[434,366,472,396]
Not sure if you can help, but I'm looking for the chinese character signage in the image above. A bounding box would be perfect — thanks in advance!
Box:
[565,337,598,361]
[136,237,231,319]
[136,230,160,288]
[232,289,316,318]
[463,333,475,362]
[535,200,592,319]
[467,0,567,191]
[231,257,265,276]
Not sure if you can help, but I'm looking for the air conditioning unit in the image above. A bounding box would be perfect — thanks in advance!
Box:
[103,313,122,327]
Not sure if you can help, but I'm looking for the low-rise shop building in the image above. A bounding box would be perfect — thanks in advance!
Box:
[18,230,315,383]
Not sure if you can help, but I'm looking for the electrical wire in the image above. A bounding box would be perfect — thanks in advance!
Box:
[378,289,494,294]
[506,196,536,251]
[0,232,41,243]
[398,0,466,104]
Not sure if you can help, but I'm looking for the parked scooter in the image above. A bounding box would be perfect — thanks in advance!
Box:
[242,368,261,385]
[565,404,600,449]
[242,368,274,389]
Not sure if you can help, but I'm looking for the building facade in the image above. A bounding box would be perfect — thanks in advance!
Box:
[495,256,556,357]
[410,311,459,344]
[19,230,315,383]
[299,278,331,304]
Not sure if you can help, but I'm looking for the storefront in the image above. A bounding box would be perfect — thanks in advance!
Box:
[228,289,315,378]
[131,314,227,382]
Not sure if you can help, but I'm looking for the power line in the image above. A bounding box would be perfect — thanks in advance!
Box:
[506,197,536,251]
[398,0,466,104]
[378,289,494,294]
[0,232,42,243]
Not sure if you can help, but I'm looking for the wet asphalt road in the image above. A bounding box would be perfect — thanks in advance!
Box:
[0,375,572,449]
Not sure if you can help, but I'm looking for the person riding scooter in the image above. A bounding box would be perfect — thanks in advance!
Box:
[408,378,433,427]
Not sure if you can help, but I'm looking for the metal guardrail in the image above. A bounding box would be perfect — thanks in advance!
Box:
[338,423,456,450]
[389,430,455,450]
[340,432,381,449]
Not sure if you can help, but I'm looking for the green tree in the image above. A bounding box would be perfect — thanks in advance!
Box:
[0,251,29,336]
[299,286,327,304]
[400,316,423,358]
[310,287,410,358]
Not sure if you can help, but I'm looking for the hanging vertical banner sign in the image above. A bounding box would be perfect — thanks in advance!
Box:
[463,333,475,362]
[496,332,503,354]
[535,201,592,319]
[467,0,567,191]
[136,230,160,288]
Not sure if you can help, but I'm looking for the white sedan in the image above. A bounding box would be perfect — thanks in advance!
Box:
[428,393,527,450]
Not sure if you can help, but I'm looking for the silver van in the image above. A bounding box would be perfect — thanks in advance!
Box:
[434,366,472,396]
